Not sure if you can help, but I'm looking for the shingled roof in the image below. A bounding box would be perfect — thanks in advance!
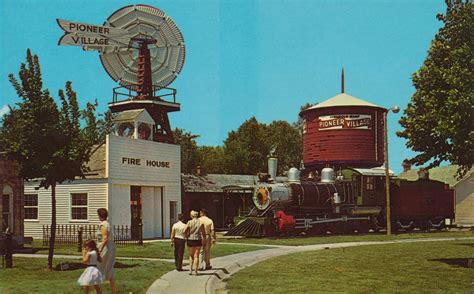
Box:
[397,165,473,187]
[303,93,385,111]
[182,174,287,193]
[83,143,106,179]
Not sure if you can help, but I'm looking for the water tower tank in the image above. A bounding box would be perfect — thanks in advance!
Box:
[300,93,387,169]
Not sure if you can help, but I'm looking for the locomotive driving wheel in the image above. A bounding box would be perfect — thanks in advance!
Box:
[371,215,386,233]
[308,223,326,235]
[354,221,370,234]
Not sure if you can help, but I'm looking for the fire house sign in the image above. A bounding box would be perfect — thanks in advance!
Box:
[318,114,371,130]
[57,19,131,49]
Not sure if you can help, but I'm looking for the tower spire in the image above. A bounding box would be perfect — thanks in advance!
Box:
[341,66,345,93]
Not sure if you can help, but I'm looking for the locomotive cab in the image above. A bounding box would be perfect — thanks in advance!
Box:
[341,167,392,206]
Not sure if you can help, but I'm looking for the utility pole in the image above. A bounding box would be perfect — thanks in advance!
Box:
[384,106,399,235]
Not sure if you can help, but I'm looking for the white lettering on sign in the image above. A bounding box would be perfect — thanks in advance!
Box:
[318,114,371,130]
[121,157,171,168]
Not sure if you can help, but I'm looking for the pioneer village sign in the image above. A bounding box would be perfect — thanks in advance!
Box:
[57,19,133,48]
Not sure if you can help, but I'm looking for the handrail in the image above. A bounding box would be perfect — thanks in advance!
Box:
[111,85,177,104]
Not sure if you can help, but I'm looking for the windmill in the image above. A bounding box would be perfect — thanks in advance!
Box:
[57,4,185,143]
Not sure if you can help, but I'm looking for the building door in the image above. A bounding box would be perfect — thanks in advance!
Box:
[130,186,142,239]
[169,201,177,233]
[2,194,10,231]
[2,185,13,232]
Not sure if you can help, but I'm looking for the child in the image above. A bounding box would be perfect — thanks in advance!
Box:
[78,239,105,294]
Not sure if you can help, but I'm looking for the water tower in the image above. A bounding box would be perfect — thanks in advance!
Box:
[300,70,387,171]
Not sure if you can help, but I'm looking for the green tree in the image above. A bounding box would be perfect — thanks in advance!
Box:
[223,117,269,174]
[294,102,315,135]
[173,128,199,174]
[397,0,474,177]
[198,145,226,174]
[0,49,103,269]
[267,120,303,174]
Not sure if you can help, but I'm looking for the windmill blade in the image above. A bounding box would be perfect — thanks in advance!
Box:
[99,4,185,89]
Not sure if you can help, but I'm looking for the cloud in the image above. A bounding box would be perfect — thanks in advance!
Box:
[0,105,10,117]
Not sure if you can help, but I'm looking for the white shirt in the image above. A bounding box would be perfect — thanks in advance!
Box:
[171,221,187,240]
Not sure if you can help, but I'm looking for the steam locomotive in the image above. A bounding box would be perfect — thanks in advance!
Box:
[225,162,455,237]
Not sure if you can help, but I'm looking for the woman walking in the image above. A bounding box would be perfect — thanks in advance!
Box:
[97,208,117,294]
[185,210,206,276]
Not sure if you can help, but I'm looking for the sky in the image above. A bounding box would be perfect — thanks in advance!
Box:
[0,0,447,174]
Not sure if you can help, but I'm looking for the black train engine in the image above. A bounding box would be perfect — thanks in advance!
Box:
[225,166,455,236]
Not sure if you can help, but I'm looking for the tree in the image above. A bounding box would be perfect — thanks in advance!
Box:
[294,102,315,135]
[267,120,303,174]
[173,128,200,174]
[198,146,226,174]
[397,0,474,177]
[0,49,102,269]
[223,117,269,174]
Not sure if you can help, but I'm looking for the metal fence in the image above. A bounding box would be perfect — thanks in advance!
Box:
[42,224,143,247]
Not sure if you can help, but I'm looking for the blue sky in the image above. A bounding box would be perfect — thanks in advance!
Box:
[1,0,446,174]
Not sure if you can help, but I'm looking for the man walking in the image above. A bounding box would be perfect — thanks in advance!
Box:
[171,213,187,271]
[199,208,216,270]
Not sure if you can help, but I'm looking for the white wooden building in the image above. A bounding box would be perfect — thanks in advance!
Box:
[24,109,181,239]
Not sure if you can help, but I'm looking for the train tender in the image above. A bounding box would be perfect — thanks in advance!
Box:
[225,163,455,237]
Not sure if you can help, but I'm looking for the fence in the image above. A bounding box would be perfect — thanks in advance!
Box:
[42,224,143,248]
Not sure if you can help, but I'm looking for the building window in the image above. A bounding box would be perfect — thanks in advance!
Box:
[365,177,375,191]
[24,194,38,220]
[71,193,88,220]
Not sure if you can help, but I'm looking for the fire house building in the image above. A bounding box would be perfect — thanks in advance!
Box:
[23,109,182,239]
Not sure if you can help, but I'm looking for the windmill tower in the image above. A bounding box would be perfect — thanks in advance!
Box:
[58,5,185,143]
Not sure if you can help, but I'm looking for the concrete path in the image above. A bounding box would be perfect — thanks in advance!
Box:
[146,237,474,294]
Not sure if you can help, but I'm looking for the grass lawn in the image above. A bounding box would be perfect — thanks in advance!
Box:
[227,240,474,293]
[27,241,267,259]
[0,257,174,294]
[220,230,473,246]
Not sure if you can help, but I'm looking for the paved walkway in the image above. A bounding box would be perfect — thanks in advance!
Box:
[146,237,474,294]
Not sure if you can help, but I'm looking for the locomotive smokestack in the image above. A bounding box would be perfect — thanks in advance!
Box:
[268,157,278,180]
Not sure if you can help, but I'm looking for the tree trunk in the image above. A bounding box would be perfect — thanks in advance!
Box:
[47,181,56,270]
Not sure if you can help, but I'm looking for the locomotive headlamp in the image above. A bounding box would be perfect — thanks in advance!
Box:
[253,187,271,210]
